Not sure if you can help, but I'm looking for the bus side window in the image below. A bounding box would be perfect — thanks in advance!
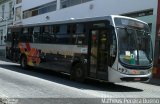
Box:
[20,28,26,42]
[68,24,76,44]
[33,27,40,43]
[56,24,70,44]
[51,25,59,44]
[42,26,55,44]
[75,23,86,45]
[28,28,34,43]
[20,28,33,43]
[33,32,40,43]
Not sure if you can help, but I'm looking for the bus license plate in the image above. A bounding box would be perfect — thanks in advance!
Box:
[134,78,141,81]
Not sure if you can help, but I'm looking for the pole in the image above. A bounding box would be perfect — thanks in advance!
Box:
[0,17,3,45]
[5,17,8,58]
[5,17,8,40]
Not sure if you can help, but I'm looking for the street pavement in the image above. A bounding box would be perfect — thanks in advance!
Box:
[0,60,160,104]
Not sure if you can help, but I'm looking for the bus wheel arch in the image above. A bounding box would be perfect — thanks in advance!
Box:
[70,62,87,82]
[20,54,28,69]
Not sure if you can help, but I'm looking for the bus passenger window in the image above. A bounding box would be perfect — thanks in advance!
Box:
[28,28,34,43]
[33,27,40,43]
[39,26,55,44]
[58,25,67,34]
[76,24,84,34]
[76,34,86,45]
[71,23,86,45]
[53,25,60,34]
[20,28,31,42]
[56,24,70,44]
[68,24,76,34]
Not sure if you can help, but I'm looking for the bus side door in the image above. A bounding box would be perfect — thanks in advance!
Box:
[89,29,110,80]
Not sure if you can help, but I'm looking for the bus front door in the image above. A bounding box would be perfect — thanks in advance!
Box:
[90,29,109,80]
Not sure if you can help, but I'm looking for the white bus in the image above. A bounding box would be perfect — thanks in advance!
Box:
[6,15,153,82]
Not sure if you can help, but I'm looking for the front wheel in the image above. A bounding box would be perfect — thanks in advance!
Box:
[70,63,86,82]
[20,56,28,69]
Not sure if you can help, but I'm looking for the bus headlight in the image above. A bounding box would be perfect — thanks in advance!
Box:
[118,68,127,74]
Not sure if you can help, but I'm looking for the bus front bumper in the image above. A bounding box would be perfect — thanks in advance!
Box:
[108,68,152,83]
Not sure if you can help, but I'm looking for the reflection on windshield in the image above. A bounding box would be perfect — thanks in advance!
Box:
[117,27,153,66]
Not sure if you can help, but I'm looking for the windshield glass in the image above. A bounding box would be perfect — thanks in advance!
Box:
[115,18,153,67]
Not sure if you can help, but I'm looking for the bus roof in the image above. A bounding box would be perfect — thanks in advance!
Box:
[111,15,148,25]
[9,15,148,28]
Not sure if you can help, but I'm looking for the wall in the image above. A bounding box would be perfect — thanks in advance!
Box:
[0,0,13,57]
[21,0,157,25]
[0,0,13,45]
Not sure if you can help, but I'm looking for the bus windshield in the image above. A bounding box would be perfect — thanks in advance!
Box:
[114,18,153,67]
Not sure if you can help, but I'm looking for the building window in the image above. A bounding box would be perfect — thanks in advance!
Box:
[9,2,13,19]
[32,9,38,16]
[23,1,57,19]
[16,0,22,4]
[23,11,32,19]
[61,0,69,8]
[15,6,22,21]
[122,9,153,18]
[38,2,57,15]
[82,0,93,3]
[39,7,48,14]
[2,5,5,19]
[60,0,93,9]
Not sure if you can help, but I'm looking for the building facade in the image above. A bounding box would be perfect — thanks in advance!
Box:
[0,0,14,56]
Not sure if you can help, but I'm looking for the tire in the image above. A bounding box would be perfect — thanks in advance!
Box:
[71,63,86,82]
[20,55,28,69]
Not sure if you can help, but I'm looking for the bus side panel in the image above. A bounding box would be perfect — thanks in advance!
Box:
[18,43,88,73]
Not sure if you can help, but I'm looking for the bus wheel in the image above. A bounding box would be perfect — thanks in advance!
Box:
[20,56,28,69]
[71,63,85,82]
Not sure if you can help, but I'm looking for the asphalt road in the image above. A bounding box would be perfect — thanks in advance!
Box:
[0,60,160,104]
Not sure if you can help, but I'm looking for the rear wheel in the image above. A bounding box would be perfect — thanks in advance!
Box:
[71,63,86,82]
[20,55,28,69]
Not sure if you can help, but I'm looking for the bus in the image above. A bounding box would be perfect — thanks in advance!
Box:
[5,15,153,82]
